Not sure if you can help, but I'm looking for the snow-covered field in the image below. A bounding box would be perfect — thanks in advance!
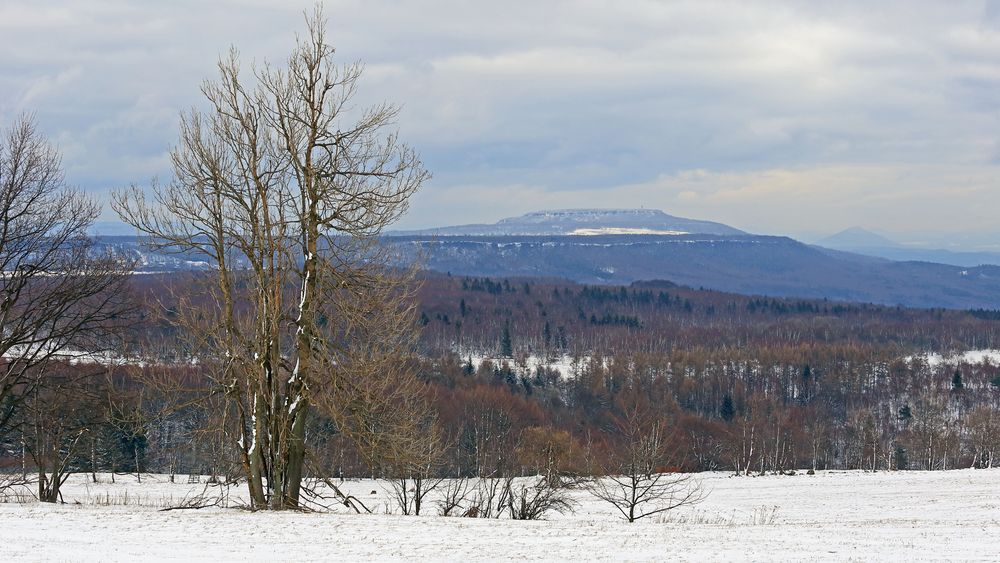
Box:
[3,469,998,561]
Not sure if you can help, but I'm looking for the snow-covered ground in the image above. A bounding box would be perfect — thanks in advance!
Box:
[468,348,1000,382]
[916,349,1000,368]
[2,469,998,561]
[458,352,587,379]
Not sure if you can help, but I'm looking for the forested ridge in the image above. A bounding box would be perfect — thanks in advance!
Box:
[412,274,1000,474]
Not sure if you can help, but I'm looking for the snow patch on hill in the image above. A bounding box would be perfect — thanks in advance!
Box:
[569,227,689,236]
[908,349,1000,367]
[457,352,590,378]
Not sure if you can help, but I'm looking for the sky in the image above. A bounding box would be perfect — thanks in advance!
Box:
[3,1,1000,248]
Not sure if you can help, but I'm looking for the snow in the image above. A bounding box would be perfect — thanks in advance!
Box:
[2,469,998,561]
[0,344,131,367]
[569,228,690,236]
[459,353,591,379]
[910,349,1000,368]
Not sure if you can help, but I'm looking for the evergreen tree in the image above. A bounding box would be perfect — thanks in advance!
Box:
[720,395,736,422]
[500,323,513,358]
[952,370,964,391]
[898,404,912,421]
[893,445,908,470]
[799,364,812,403]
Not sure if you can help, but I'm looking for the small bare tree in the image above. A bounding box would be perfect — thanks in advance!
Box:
[505,476,576,520]
[436,477,471,516]
[23,364,109,502]
[386,419,447,516]
[589,404,704,522]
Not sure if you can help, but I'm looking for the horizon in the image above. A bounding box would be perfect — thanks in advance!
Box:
[4,1,1000,246]
[91,208,1000,251]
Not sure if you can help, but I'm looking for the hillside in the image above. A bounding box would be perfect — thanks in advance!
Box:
[816,227,1000,267]
[387,234,1000,309]
[96,207,1000,310]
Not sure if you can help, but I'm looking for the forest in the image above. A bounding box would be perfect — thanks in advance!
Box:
[6,270,997,502]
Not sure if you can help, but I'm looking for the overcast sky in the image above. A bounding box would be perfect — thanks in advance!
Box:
[3,1,1000,247]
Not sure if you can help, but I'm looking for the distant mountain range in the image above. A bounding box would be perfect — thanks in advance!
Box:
[817,227,1000,268]
[95,209,1000,310]
[385,232,1000,309]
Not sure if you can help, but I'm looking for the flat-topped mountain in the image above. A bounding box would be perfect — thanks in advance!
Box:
[392,208,745,237]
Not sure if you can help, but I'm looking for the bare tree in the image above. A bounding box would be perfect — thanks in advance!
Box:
[588,404,704,522]
[0,114,134,497]
[23,365,109,502]
[967,405,1000,468]
[113,7,428,510]
[504,476,576,520]
[385,416,447,516]
[436,477,471,516]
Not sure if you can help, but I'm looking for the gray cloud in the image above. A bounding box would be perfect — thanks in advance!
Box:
[2,1,999,245]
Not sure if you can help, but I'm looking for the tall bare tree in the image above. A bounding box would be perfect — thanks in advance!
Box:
[113,8,428,509]
[0,114,133,449]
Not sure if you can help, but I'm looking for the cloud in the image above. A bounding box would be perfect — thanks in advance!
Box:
[1,1,998,244]
[399,163,1000,241]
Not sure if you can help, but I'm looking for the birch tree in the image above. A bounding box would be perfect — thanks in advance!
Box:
[113,8,428,509]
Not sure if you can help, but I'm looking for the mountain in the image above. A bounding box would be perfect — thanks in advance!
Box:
[97,206,1000,309]
[817,227,898,248]
[816,227,1000,267]
[385,233,1000,309]
[392,208,745,237]
[820,247,1000,268]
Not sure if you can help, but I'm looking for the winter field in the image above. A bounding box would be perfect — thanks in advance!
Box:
[2,469,998,561]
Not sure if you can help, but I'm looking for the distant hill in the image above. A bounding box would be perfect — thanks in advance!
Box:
[392,208,745,237]
[98,207,1000,309]
[385,233,1000,309]
[818,227,897,248]
[816,227,1000,267]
